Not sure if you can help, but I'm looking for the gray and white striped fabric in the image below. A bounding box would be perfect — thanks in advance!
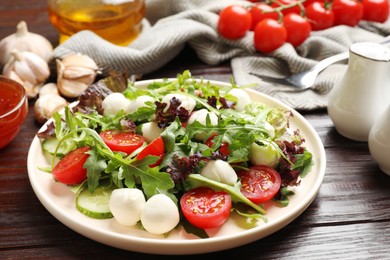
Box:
[53,0,390,110]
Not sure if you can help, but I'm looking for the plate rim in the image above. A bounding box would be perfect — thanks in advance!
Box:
[27,78,326,255]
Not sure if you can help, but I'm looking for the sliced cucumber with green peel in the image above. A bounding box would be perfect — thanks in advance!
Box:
[42,138,76,156]
[76,185,115,219]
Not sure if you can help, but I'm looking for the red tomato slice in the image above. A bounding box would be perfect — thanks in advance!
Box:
[238,165,281,204]
[100,130,145,155]
[205,134,230,156]
[52,146,90,185]
[180,187,232,229]
[136,136,165,166]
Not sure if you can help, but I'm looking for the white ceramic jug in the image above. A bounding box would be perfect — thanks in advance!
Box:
[327,42,390,142]
[368,105,390,175]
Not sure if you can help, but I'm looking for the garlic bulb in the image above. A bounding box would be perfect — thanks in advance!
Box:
[56,53,99,98]
[34,83,68,124]
[3,49,50,98]
[0,21,53,66]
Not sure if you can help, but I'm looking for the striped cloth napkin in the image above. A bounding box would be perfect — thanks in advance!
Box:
[53,0,390,110]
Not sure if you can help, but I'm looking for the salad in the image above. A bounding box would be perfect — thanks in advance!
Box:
[37,70,313,237]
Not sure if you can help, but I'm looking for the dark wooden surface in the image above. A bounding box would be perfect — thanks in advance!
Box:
[1,1,389,259]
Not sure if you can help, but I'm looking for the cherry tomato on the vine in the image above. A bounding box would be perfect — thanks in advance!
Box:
[283,13,311,47]
[218,5,252,39]
[361,0,390,23]
[238,165,281,204]
[271,0,301,15]
[249,3,279,31]
[332,0,363,26]
[254,18,287,53]
[305,1,335,31]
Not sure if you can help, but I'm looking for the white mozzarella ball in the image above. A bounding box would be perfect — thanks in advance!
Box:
[102,92,131,116]
[200,159,237,185]
[188,109,218,126]
[127,95,155,114]
[162,94,196,113]
[109,188,146,227]
[139,122,163,143]
[140,194,180,235]
[249,142,281,168]
[227,88,251,111]
[188,109,218,140]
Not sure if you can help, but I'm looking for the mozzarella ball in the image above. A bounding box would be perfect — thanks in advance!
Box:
[162,94,196,113]
[200,159,237,185]
[227,88,251,111]
[249,142,281,168]
[188,109,218,140]
[109,188,146,226]
[139,122,164,143]
[102,92,131,116]
[188,109,218,126]
[127,95,155,114]
[140,194,180,235]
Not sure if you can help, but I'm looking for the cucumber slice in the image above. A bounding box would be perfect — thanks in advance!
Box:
[42,138,75,156]
[76,185,115,219]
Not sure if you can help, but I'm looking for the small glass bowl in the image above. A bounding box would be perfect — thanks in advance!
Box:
[0,76,28,149]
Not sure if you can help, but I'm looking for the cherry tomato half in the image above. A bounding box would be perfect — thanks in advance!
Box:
[52,146,90,185]
[305,1,335,30]
[283,13,311,47]
[205,133,230,156]
[332,0,363,26]
[218,5,252,39]
[361,0,389,23]
[180,187,232,229]
[238,165,281,204]
[136,136,164,167]
[100,130,145,155]
[249,3,278,31]
[254,18,287,53]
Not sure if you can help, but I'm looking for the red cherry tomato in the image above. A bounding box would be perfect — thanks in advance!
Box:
[249,3,278,31]
[52,146,90,185]
[361,0,390,23]
[283,13,311,47]
[305,1,335,30]
[254,18,287,53]
[100,130,145,155]
[271,0,301,15]
[238,165,281,204]
[332,0,363,26]
[136,136,164,167]
[205,133,230,156]
[218,5,252,39]
[180,187,232,229]
[303,0,324,7]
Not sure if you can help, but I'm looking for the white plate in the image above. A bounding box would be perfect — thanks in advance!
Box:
[27,79,326,255]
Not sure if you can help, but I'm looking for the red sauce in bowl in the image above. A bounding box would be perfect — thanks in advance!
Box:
[0,77,28,149]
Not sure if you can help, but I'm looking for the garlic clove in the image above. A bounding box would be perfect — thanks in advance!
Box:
[57,78,90,98]
[0,21,53,66]
[62,67,97,79]
[61,53,99,71]
[56,53,98,98]
[39,83,59,96]
[34,94,68,124]
[23,51,51,82]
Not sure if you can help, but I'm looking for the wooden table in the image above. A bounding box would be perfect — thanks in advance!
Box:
[1,1,389,259]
